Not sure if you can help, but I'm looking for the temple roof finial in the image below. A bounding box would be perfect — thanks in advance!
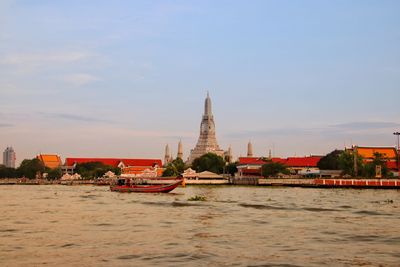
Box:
[204,91,212,116]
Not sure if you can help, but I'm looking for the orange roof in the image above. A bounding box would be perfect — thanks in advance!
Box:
[37,154,62,169]
[355,147,397,159]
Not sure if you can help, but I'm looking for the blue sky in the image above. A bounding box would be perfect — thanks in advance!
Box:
[1,0,399,164]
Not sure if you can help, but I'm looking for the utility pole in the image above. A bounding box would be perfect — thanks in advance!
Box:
[394,132,400,173]
[353,145,358,177]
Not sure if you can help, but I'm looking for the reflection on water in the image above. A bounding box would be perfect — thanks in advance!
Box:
[0,185,399,266]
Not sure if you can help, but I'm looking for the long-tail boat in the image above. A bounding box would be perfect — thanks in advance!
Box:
[110,178,183,193]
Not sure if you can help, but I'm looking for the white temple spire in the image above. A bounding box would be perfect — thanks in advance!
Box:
[247,141,254,157]
[177,140,183,159]
[164,144,171,166]
[189,92,224,163]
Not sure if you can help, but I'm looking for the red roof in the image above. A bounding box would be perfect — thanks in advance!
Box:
[238,157,268,165]
[283,156,322,167]
[270,158,288,164]
[386,161,398,170]
[65,158,162,168]
[239,156,322,168]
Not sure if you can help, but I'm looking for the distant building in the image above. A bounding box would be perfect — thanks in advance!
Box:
[3,147,16,168]
[237,156,322,177]
[121,165,163,178]
[189,92,225,163]
[276,156,322,174]
[37,154,62,169]
[236,157,266,177]
[182,168,229,184]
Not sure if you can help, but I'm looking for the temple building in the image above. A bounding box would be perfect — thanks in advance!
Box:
[37,154,62,169]
[189,93,225,163]
[237,156,323,177]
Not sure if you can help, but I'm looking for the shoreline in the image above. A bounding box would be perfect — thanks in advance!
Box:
[1,177,400,189]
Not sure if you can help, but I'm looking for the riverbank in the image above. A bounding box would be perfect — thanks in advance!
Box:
[1,177,400,188]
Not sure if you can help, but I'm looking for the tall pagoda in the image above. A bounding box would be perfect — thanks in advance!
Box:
[188,93,224,163]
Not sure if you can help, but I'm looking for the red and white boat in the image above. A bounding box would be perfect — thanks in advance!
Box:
[110,178,183,193]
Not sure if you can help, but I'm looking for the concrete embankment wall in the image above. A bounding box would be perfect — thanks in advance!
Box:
[230,177,259,185]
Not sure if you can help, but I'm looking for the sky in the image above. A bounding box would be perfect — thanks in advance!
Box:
[1,0,399,165]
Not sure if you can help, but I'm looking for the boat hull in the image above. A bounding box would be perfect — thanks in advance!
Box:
[110,180,182,193]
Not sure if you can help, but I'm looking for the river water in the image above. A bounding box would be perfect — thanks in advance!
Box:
[0,185,399,267]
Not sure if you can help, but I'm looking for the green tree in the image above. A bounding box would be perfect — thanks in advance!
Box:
[17,158,45,179]
[363,152,388,178]
[191,153,225,174]
[317,150,343,170]
[261,162,289,177]
[162,163,178,177]
[162,158,186,177]
[0,165,18,178]
[74,162,116,179]
[226,162,238,176]
[46,167,62,180]
[113,167,121,176]
[338,151,364,176]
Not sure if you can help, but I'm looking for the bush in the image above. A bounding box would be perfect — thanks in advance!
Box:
[191,153,225,174]
[261,162,289,177]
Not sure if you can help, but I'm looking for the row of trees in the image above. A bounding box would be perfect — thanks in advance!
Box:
[317,150,390,177]
[0,158,64,179]
[0,158,48,179]
[74,162,121,179]
[162,153,238,177]
[0,159,121,179]
[162,152,287,177]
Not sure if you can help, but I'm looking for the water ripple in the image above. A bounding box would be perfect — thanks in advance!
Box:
[354,210,391,216]
[117,254,141,260]
[239,203,290,210]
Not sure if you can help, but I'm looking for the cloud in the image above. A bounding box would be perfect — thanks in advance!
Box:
[224,121,400,139]
[224,127,322,139]
[63,73,100,86]
[0,51,91,74]
[0,51,88,65]
[0,123,13,127]
[41,113,111,124]
[331,122,400,130]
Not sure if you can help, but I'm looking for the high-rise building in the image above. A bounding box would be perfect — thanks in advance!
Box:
[3,146,16,168]
[189,93,224,163]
